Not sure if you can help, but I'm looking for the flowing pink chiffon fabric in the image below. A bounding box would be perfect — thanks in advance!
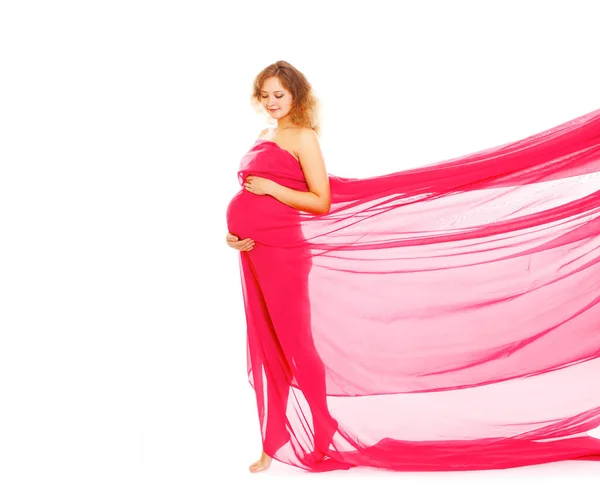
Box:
[225,109,600,472]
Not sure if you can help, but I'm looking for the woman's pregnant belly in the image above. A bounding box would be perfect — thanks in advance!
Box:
[226,188,303,243]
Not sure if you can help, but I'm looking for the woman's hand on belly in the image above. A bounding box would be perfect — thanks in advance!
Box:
[226,232,255,251]
[244,175,275,196]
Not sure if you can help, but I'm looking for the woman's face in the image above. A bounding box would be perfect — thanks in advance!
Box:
[260,76,293,119]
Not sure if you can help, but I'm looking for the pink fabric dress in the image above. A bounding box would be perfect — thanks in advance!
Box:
[225,109,600,472]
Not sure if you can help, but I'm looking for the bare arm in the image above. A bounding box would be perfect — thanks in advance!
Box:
[268,129,331,215]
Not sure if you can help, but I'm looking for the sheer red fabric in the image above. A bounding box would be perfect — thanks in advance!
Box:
[225,109,600,472]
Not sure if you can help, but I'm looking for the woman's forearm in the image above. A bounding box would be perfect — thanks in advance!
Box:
[268,182,329,215]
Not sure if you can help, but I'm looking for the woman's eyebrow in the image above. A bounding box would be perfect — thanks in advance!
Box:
[261,90,284,94]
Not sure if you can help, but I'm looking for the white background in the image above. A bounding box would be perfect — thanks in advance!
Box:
[1,0,600,493]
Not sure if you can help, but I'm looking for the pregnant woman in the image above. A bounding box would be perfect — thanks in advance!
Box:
[226,65,342,473]
[226,60,600,473]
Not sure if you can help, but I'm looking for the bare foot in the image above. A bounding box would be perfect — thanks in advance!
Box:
[249,450,272,473]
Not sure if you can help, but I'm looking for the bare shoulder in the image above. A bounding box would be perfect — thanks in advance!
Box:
[295,128,325,169]
[287,127,314,146]
[296,128,321,152]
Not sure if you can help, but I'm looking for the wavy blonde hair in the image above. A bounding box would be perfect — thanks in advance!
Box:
[250,60,322,136]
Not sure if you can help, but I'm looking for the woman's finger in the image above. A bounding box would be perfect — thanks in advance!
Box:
[226,236,255,250]
[238,239,255,250]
